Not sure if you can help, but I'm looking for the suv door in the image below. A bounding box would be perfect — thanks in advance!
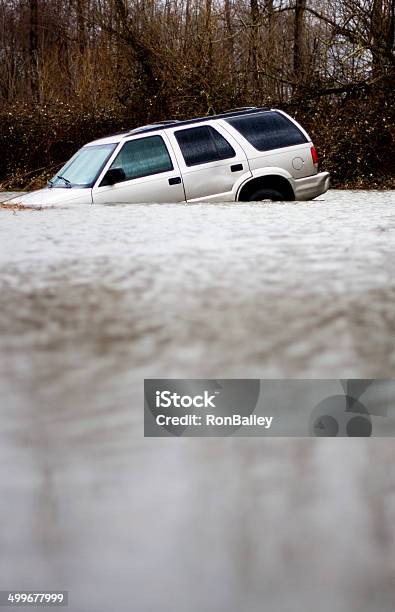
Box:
[166,123,251,202]
[92,133,185,204]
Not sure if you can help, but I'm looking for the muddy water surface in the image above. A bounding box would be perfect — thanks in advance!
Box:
[0,190,395,611]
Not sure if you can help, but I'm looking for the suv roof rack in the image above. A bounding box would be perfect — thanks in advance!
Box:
[222,106,258,113]
[124,107,271,138]
[127,120,181,135]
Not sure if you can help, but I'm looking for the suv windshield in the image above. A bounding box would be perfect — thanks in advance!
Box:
[49,143,117,188]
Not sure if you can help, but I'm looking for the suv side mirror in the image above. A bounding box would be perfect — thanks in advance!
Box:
[101,167,126,186]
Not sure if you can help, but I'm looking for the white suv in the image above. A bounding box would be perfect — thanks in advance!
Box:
[12,107,330,206]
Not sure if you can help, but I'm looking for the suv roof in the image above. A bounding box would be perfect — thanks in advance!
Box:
[126,107,271,136]
[87,107,271,146]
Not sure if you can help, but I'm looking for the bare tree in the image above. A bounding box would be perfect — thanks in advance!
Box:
[29,0,38,99]
[293,0,306,88]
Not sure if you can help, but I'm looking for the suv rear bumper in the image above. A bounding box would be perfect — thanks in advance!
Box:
[292,171,330,201]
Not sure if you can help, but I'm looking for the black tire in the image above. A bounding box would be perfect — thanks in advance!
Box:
[248,188,284,202]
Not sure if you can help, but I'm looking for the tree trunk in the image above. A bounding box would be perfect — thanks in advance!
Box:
[76,0,86,55]
[250,0,260,89]
[293,0,306,88]
[371,0,395,78]
[29,0,38,100]
[224,0,234,63]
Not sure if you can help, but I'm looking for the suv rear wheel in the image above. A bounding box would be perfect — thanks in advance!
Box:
[248,188,284,201]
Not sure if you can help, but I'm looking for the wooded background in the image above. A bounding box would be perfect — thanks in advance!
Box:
[0,0,394,189]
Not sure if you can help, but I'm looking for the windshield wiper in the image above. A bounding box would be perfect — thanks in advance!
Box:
[56,175,71,188]
[47,179,53,188]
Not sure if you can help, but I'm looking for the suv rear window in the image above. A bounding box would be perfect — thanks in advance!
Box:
[226,111,307,151]
[174,126,235,166]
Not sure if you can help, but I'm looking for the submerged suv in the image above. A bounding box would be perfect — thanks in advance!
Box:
[12,107,330,206]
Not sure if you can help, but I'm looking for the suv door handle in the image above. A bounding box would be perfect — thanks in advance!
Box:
[169,176,182,185]
[231,164,243,172]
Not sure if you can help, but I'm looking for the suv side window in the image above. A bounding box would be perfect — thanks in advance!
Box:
[109,135,173,181]
[174,126,236,166]
[226,111,307,151]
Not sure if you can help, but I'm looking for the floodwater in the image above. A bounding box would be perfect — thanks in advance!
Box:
[0,190,395,611]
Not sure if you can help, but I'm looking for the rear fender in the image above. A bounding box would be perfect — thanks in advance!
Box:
[236,167,295,201]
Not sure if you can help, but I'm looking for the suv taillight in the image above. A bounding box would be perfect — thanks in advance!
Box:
[311,146,319,165]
